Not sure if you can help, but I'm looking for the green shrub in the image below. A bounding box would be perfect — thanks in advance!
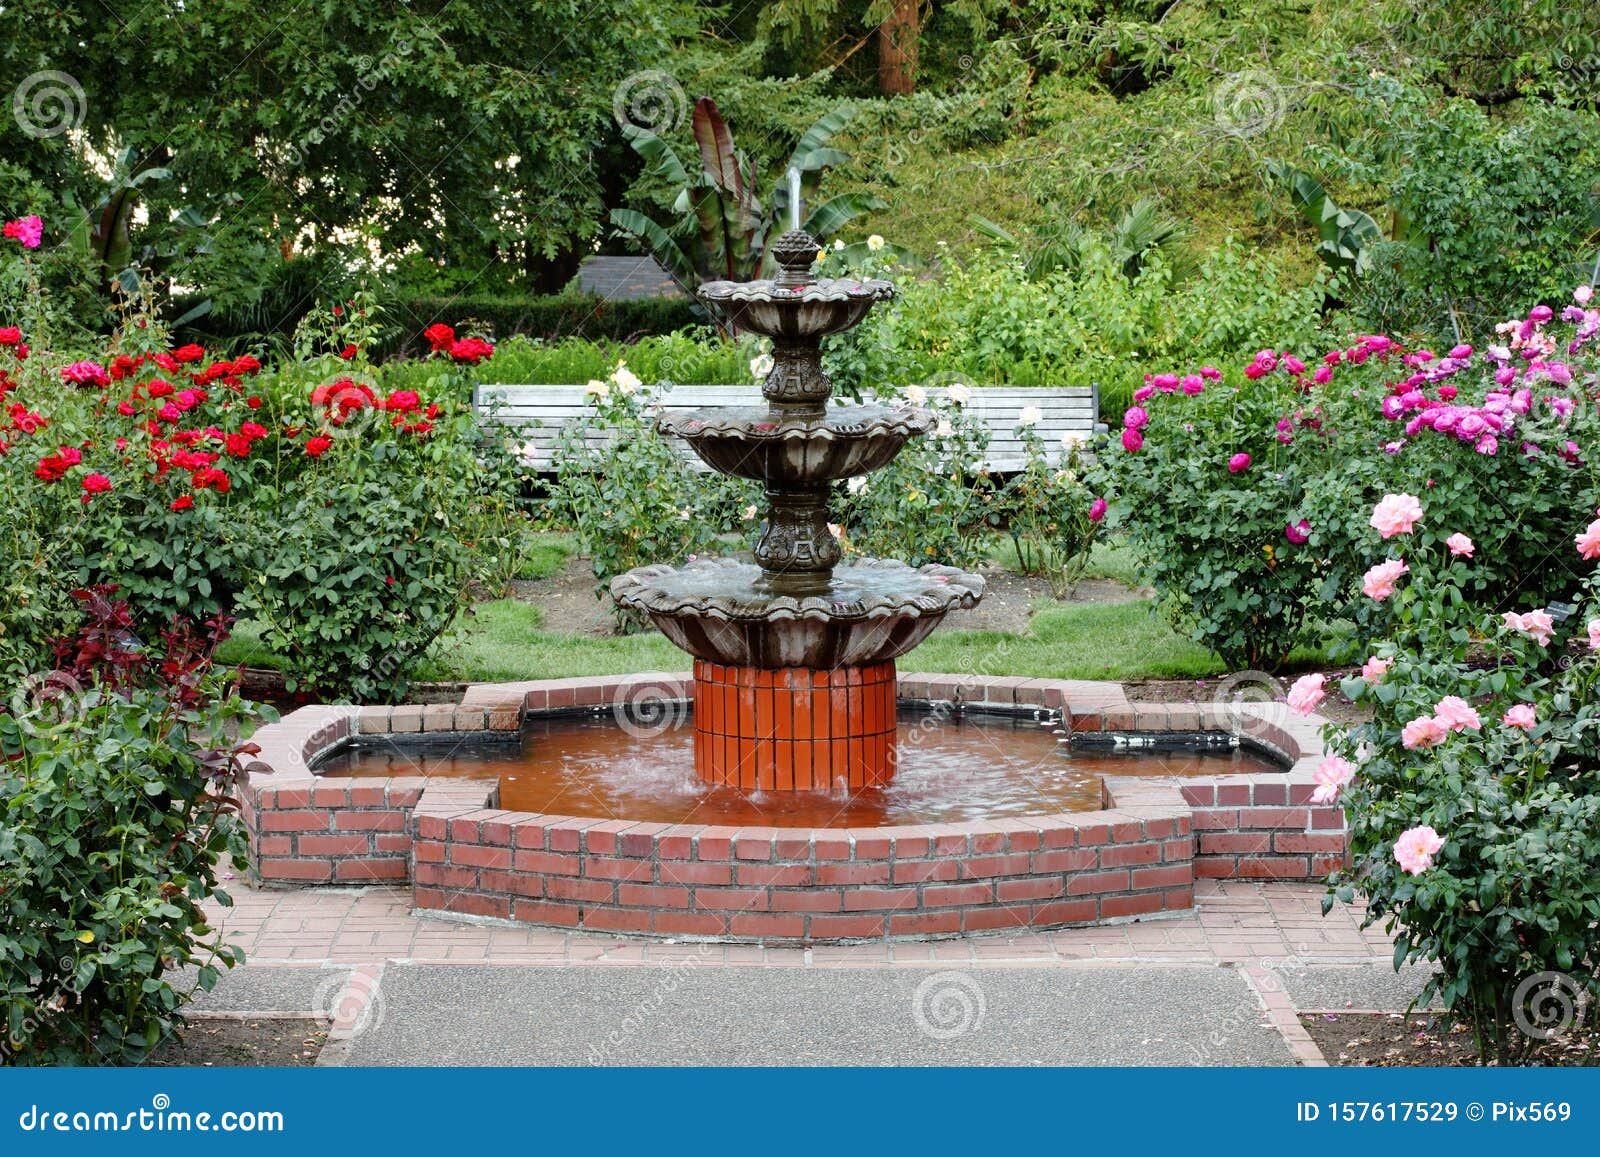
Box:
[837,389,994,569]
[993,423,1103,597]
[824,243,1332,416]
[393,293,701,351]
[0,591,265,1065]
[543,364,756,626]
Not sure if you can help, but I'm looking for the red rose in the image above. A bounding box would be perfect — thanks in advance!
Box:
[81,473,112,495]
[423,323,455,352]
[245,396,263,409]
[304,435,333,457]
[170,494,194,511]
[147,379,174,398]
[224,433,252,457]
[172,344,205,364]
[339,344,359,360]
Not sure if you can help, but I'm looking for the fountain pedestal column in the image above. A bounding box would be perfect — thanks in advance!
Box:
[692,661,897,791]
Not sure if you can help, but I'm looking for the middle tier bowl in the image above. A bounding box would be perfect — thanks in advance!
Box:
[611,556,985,668]
[658,404,935,485]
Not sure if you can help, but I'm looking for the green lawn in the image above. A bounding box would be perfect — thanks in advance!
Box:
[219,595,1225,685]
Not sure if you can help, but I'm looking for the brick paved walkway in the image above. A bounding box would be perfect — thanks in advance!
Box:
[204,878,1396,968]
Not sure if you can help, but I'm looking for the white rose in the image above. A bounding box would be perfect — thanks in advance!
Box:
[904,384,927,405]
[828,523,846,540]
[946,383,971,406]
[1061,430,1086,448]
[584,379,609,399]
[750,354,774,379]
[866,234,885,251]
[935,419,953,438]
[742,504,759,521]
[833,239,845,251]
[847,476,869,495]
[678,507,692,521]
[611,364,641,393]
[1018,405,1043,427]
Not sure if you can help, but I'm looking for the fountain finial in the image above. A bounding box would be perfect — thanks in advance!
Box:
[771,228,820,290]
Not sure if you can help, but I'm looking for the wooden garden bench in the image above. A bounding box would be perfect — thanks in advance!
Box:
[474,383,1104,474]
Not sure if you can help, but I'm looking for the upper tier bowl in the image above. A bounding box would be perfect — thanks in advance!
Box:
[696,278,895,341]
[657,404,934,485]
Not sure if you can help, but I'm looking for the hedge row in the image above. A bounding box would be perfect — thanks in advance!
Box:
[172,291,703,357]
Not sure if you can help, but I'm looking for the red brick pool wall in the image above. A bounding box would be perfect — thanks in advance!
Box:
[238,674,1342,942]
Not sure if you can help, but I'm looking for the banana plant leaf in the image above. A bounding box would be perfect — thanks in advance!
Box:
[692,97,744,202]
[608,208,699,292]
[621,124,692,191]
[803,192,888,241]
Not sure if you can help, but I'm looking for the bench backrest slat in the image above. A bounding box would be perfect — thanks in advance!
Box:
[475,383,1102,472]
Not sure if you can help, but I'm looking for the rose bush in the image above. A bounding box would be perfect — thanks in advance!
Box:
[1099,288,1600,668]
[1290,495,1600,1064]
[0,213,522,698]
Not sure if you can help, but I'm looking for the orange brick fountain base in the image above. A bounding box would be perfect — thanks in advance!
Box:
[691,660,897,791]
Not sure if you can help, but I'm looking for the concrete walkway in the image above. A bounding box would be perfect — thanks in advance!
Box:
[189,880,1428,1066]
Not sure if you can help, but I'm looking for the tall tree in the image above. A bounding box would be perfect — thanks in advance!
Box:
[0,0,696,303]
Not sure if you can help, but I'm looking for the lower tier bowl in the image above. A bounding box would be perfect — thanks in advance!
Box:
[610,556,985,668]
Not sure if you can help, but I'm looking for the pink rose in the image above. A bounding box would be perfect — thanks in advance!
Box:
[1576,518,1600,560]
[1284,520,1311,545]
[1400,716,1447,750]
[1576,285,1593,305]
[1121,427,1143,453]
[1502,610,1555,646]
[1362,559,1409,601]
[1360,655,1391,681]
[1088,498,1107,523]
[2,214,42,249]
[1180,374,1204,395]
[1502,704,1536,730]
[1286,673,1326,715]
[1445,533,1474,557]
[1123,405,1148,430]
[1309,754,1355,805]
[1228,452,1251,473]
[1133,385,1156,403]
[1432,695,1482,732]
[1393,825,1445,875]
[1589,620,1600,651]
[1369,493,1424,539]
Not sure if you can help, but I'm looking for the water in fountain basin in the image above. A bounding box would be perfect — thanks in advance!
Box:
[315,708,1283,827]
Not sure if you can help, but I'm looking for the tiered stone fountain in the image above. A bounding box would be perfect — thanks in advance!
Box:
[611,227,985,792]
